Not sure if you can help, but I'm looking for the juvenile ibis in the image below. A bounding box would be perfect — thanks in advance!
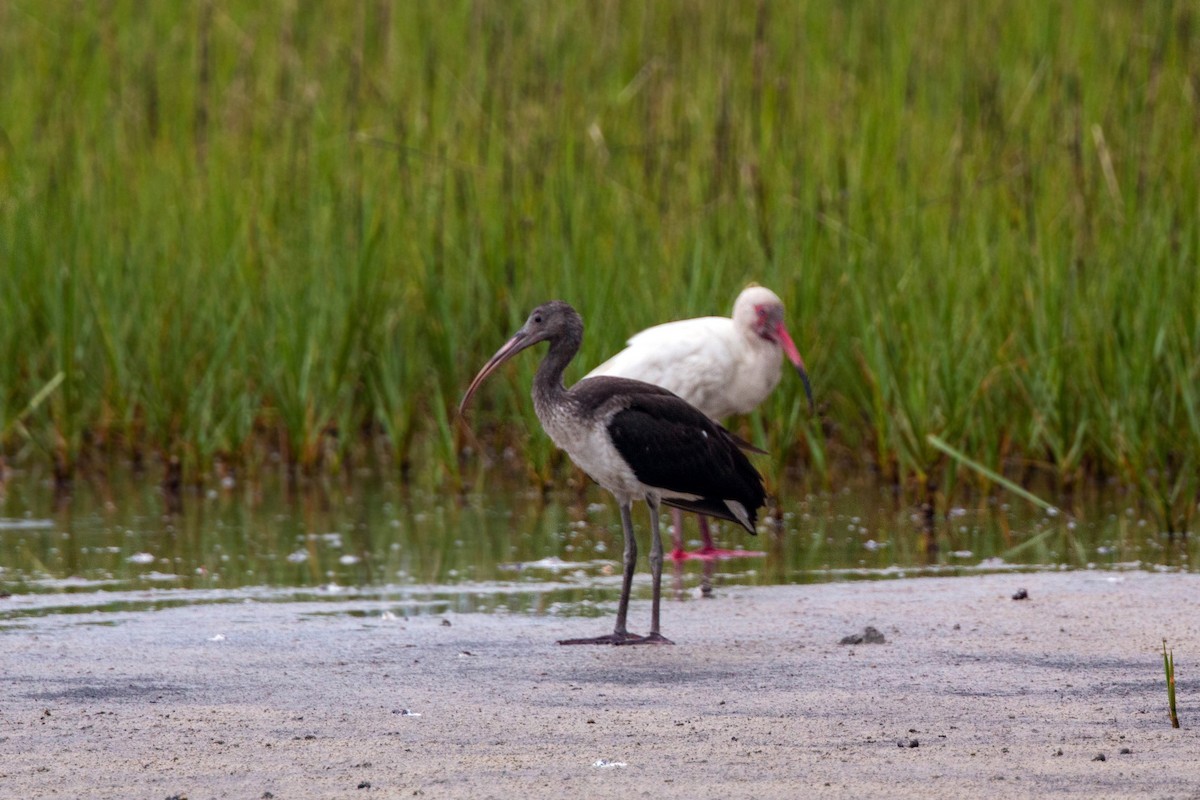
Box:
[460,301,766,645]
[587,285,812,559]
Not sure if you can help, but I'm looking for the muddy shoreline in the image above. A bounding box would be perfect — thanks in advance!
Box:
[3,571,1199,798]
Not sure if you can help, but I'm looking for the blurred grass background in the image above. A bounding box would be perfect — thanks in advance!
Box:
[1,1,1197,530]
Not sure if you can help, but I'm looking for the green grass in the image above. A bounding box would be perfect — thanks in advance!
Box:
[1163,639,1180,729]
[1,2,1198,530]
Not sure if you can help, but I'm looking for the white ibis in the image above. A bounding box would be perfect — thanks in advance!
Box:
[460,301,766,645]
[587,285,812,560]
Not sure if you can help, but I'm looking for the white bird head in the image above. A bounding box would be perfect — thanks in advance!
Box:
[732,285,814,413]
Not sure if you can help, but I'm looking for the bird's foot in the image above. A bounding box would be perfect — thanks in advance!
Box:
[615,632,674,646]
[558,631,644,646]
[675,546,767,561]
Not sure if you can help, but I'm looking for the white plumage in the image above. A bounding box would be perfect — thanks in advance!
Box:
[587,285,813,559]
[459,301,767,644]
[588,285,811,420]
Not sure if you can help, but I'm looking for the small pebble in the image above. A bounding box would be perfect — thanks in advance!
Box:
[1092,753,1106,762]
[840,626,886,645]
[1012,588,1029,600]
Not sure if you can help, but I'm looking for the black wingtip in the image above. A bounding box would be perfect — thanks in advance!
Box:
[726,430,768,455]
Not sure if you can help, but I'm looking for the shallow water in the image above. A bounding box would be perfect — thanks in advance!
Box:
[0,472,1194,623]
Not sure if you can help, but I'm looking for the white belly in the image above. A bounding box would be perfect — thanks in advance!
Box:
[534,399,646,502]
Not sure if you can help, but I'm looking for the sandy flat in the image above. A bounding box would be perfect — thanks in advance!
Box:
[3,571,1199,799]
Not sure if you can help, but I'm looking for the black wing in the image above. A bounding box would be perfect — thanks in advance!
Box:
[605,392,766,532]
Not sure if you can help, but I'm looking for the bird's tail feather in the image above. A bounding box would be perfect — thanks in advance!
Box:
[661,497,758,534]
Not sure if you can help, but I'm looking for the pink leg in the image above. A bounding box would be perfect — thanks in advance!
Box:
[670,513,767,562]
[669,507,687,560]
[681,516,768,561]
[696,516,717,554]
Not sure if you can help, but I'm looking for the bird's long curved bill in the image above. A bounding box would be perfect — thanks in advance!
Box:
[459,331,530,414]
[774,322,815,414]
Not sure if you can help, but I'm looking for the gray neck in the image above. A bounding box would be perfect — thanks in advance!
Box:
[532,316,583,412]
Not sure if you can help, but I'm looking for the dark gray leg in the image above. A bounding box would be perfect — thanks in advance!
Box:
[613,502,637,635]
[619,498,673,645]
[559,501,643,645]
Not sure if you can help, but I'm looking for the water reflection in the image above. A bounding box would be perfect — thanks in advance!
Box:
[0,472,1194,619]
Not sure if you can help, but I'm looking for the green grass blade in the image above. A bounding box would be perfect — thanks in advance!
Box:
[927,435,1056,514]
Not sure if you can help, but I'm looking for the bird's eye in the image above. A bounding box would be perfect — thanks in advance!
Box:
[533,314,543,324]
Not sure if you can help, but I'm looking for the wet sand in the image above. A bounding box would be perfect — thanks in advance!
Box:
[3,571,1199,798]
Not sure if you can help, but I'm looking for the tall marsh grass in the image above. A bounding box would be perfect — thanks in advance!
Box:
[1,2,1197,529]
